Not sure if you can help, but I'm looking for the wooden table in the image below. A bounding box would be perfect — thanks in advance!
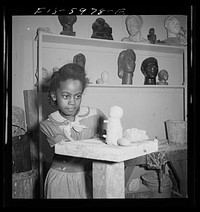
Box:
[55,139,187,198]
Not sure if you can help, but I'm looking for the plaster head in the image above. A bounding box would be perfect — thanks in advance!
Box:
[164,16,181,34]
[125,15,143,36]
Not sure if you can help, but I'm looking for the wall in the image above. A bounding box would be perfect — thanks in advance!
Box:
[12,15,187,122]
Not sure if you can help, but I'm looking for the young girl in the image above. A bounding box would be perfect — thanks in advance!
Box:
[40,63,107,198]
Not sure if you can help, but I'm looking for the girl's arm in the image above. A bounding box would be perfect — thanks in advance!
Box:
[40,120,71,147]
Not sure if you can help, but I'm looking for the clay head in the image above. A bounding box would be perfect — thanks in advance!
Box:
[58,15,77,27]
[118,49,136,78]
[164,16,181,35]
[158,69,169,81]
[73,53,86,69]
[141,57,158,79]
[125,15,143,36]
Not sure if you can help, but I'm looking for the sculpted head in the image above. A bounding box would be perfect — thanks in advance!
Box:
[164,16,181,35]
[125,15,143,36]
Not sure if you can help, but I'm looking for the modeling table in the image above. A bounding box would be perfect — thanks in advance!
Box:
[55,138,158,198]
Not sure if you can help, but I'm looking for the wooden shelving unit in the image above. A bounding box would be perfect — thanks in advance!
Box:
[37,32,187,139]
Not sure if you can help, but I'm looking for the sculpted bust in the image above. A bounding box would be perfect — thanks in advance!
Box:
[118,49,136,84]
[164,16,182,46]
[157,69,169,85]
[122,15,148,43]
[91,18,113,40]
[141,57,159,85]
[73,53,86,69]
[58,15,77,36]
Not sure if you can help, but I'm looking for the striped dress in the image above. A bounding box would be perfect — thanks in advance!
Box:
[40,106,107,199]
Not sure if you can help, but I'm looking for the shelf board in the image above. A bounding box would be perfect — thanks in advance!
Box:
[40,84,185,92]
[87,84,185,89]
[41,33,185,54]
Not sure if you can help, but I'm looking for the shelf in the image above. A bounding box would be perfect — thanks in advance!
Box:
[87,84,185,89]
[40,84,185,92]
[40,33,185,54]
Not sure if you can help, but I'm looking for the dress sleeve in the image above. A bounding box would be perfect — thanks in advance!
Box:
[40,120,70,147]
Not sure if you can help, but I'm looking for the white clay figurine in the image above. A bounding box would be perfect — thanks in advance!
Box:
[96,71,110,84]
[103,106,123,145]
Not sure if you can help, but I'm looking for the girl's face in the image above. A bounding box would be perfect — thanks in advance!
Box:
[51,79,83,120]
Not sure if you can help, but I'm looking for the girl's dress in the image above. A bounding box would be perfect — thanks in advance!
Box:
[40,106,106,199]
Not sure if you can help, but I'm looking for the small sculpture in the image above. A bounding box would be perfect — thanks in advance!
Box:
[141,57,159,85]
[91,18,113,40]
[96,71,110,84]
[178,27,187,46]
[52,66,59,73]
[164,16,185,46]
[72,53,91,84]
[147,28,157,44]
[121,15,148,43]
[117,128,150,146]
[118,49,136,84]
[34,67,49,87]
[73,53,86,69]
[123,128,149,142]
[58,15,77,36]
[157,69,169,85]
[103,106,123,146]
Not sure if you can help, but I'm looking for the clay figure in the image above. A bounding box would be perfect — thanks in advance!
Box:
[157,69,169,85]
[96,71,110,84]
[73,53,91,84]
[91,18,113,40]
[178,26,187,46]
[147,28,157,44]
[141,57,159,85]
[52,66,59,73]
[103,106,123,146]
[118,49,136,84]
[73,53,86,69]
[34,67,49,87]
[122,15,148,43]
[58,15,77,36]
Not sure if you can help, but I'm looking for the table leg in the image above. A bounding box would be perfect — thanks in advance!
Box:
[92,161,125,198]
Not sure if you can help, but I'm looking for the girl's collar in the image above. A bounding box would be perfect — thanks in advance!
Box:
[49,106,90,124]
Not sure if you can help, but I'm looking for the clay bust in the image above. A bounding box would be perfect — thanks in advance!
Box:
[141,57,159,85]
[73,53,86,69]
[164,16,182,46]
[58,15,77,36]
[122,15,148,43]
[118,49,136,84]
[157,69,169,85]
[96,71,110,84]
[91,18,113,40]
[73,53,91,84]
[147,28,157,44]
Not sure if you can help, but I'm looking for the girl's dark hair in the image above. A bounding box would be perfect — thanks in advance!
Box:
[48,63,87,108]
